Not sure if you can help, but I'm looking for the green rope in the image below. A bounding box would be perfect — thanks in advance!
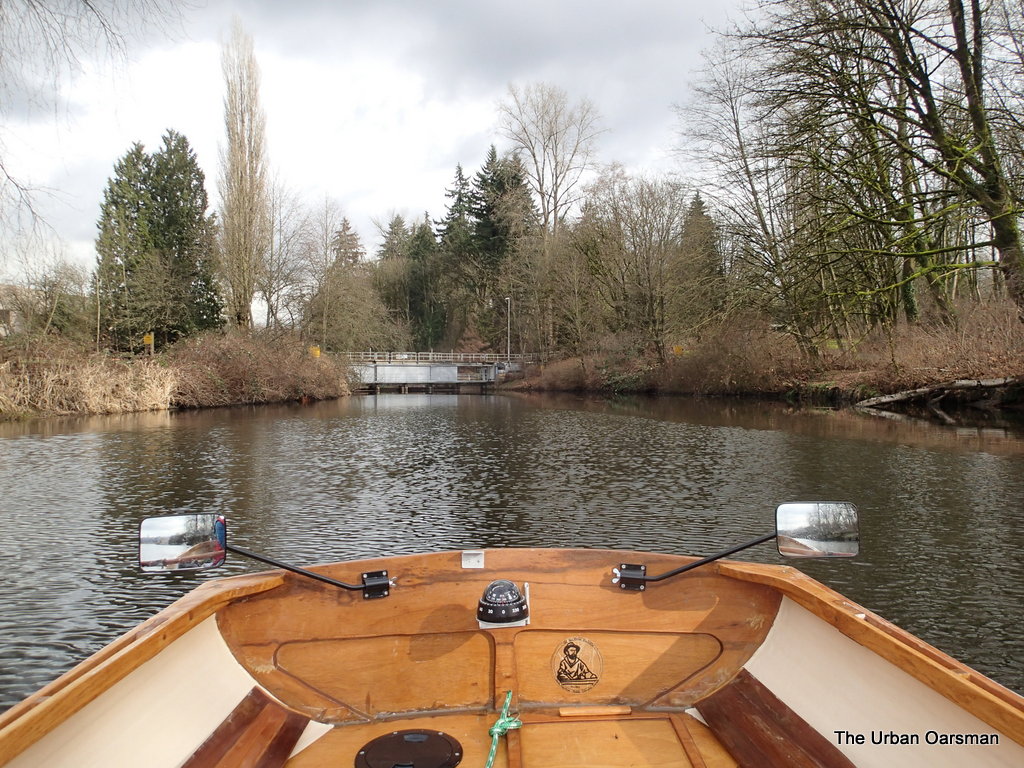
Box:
[485,690,521,768]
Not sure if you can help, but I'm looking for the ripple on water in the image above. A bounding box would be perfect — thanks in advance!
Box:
[1,394,1022,712]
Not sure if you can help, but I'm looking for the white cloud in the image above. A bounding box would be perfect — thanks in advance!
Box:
[1,1,738,274]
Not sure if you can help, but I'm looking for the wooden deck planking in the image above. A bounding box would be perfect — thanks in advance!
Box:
[284,714,507,768]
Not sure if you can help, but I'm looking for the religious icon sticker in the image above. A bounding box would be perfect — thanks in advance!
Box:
[552,636,602,693]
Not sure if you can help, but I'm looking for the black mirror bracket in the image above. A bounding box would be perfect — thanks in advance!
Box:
[613,563,648,591]
[612,533,777,589]
[361,570,391,599]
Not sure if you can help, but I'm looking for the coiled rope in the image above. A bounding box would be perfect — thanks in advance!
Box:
[485,690,521,768]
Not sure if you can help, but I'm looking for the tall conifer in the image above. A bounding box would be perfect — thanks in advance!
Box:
[95,143,155,350]
[95,131,222,351]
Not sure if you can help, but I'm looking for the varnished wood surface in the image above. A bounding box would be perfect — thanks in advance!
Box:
[215,548,781,720]
[283,711,736,768]
[697,668,856,768]
[183,687,308,768]
[275,632,493,717]
[518,717,693,767]
[3,547,1024,766]
[284,713,507,768]
[670,714,739,768]
[515,630,722,707]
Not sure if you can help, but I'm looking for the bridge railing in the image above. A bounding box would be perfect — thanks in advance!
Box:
[341,352,538,364]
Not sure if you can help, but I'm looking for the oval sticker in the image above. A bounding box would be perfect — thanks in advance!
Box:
[552,637,602,693]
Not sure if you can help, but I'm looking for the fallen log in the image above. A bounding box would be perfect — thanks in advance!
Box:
[855,377,1020,411]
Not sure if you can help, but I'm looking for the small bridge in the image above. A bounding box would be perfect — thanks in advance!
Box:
[342,352,536,393]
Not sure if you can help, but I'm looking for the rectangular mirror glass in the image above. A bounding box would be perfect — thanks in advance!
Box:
[139,514,227,572]
[776,502,859,558]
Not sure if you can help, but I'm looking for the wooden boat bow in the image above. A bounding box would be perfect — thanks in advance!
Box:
[1,548,1022,768]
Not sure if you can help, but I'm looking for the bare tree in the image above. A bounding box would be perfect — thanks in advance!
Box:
[728,0,1024,318]
[680,49,831,357]
[497,83,602,352]
[3,236,89,337]
[299,197,409,351]
[574,167,691,360]
[261,178,308,329]
[218,19,270,328]
[498,82,602,240]
[300,196,346,348]
[0,1,179,236]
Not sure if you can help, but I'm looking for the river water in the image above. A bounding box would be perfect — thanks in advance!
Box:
[1,393,1022,712]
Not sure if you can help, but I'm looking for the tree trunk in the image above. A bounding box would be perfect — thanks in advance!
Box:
[992,219,1024,321]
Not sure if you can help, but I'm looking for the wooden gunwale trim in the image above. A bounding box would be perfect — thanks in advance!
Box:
[715,561,1024,746]
[0,572,284,764]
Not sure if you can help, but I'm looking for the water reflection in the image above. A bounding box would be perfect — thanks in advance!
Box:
[0,393,1022,712]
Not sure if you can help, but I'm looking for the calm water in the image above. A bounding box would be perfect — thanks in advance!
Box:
[1,393,1022,711]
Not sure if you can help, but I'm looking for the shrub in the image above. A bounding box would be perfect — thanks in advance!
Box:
[166,332,350,408]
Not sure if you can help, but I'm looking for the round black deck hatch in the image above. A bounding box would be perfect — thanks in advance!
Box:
[354,729,463,768]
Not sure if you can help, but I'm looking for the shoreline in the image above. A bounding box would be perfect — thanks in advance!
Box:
[3,333,1022,428]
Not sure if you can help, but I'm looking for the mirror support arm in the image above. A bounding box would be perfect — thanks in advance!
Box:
[617,533,776,590]
[647,532,777,581]
[227,544,367,592]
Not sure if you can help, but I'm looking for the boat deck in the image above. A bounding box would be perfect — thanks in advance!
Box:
[282,711,735,768]
[191,678,848,767]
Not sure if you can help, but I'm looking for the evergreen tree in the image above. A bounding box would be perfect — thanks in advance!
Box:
[435,164,473,243]
[670,192,726,336]
[407,214,446,349]
[332,217,365,265]
[95,143,156,350]
[95,131,222,351]
[376,214,411,262]
[148,130,222,340]
[435,165,477,345]
[469,146,536,277]
[426,155,541,350]
[374,214,413,325]
[467,148,538,349]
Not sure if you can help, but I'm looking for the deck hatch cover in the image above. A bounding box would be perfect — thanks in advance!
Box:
[355,729,463,768]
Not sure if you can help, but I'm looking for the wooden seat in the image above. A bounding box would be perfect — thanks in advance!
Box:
[182,687,309,768]
[696,669,855,768]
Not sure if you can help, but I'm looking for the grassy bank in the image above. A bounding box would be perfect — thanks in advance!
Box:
[516,302,1024,410]
[0,333,350,420]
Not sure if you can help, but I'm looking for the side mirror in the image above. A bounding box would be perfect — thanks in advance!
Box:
[139,514,227,572]
[776,502,859,558]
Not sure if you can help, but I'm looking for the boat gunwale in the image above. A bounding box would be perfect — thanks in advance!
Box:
[0,572,284,764]
[718,560,1024,747]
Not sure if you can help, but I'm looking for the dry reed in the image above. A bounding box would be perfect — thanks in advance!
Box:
[0,333,350,420]
[0,352,176,417]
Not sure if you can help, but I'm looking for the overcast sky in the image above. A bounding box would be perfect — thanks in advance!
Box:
[3,0,740,273]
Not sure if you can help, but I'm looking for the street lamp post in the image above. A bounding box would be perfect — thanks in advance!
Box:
[505,296,511,362]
